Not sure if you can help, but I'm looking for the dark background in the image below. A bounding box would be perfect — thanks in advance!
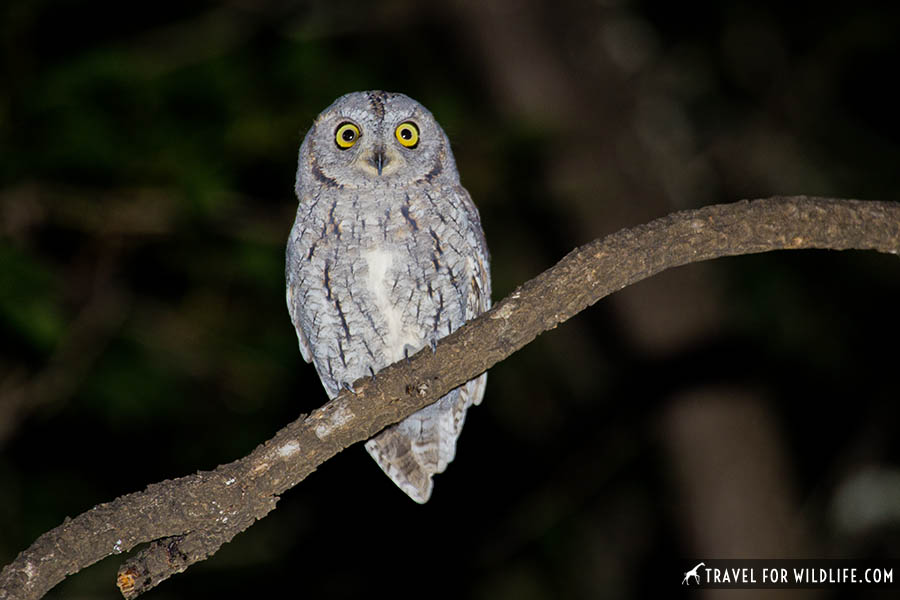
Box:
[2,1,899,598]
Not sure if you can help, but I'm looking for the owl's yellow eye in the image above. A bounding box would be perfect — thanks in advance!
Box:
[335,122,360,149]
[395,122,419,148]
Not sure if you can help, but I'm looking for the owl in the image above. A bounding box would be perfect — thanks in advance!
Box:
[286,91,491,503]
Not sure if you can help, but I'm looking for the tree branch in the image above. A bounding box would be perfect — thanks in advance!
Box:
[1,196,898,600]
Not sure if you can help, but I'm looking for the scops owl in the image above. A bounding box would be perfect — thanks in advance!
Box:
[286,91,491,503]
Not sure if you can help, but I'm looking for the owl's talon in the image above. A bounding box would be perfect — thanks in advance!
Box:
[369,366,377,381]
[403,344,417,364]
[429,338,438,354]
[342,381,356,394]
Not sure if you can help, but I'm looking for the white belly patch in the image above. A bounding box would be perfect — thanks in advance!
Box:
[363,248,419,362]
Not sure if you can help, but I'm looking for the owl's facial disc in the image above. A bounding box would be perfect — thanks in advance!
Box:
[304,92,452,188]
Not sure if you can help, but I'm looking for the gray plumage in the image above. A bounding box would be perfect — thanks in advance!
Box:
[286,91,491,503]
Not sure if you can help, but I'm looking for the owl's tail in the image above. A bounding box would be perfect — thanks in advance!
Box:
[365,425,437,504]
[364,374,486,503]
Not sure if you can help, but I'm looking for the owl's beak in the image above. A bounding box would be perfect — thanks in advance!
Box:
[369,145,388,176]
[358,144,400,177]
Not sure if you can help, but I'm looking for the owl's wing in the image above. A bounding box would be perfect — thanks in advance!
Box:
[285,284,313,364]
[461,186,492,336]
[285,232,314,365]
[364,373,486,503]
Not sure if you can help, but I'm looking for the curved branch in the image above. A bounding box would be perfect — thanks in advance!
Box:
[1,196,898,599]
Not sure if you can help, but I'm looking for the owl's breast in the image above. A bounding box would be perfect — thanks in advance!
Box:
[359,245,423,363]
[350,190,468,365]
[290,185,478,386]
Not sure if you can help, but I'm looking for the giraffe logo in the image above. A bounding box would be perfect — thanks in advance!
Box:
[682,562,706,585]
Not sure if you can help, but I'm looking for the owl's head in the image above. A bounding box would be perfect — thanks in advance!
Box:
[296,91,460,193]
